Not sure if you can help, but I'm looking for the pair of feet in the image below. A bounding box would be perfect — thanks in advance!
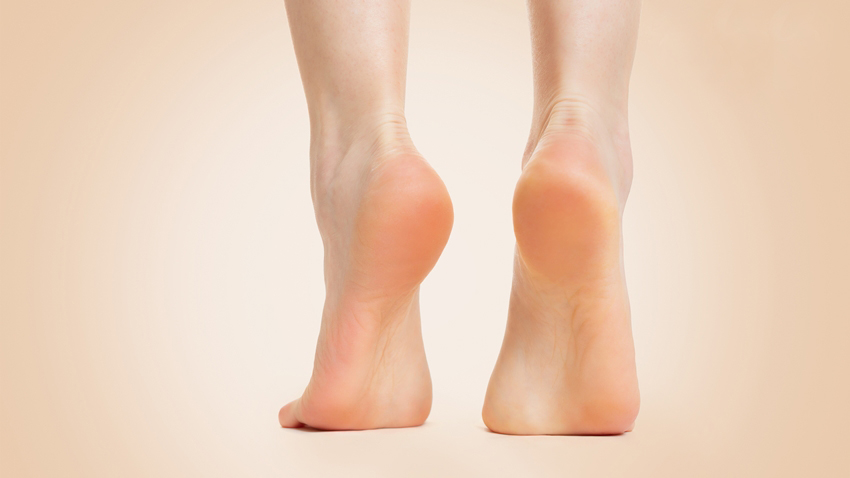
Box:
[278,99,639,435]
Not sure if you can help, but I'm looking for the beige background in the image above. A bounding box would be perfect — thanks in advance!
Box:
[2,0,849,476]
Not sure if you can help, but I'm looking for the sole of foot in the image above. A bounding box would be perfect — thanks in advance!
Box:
[482,100,640,435]
[280,133,453,430]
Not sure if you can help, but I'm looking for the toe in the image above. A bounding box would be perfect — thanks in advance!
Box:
[278,399,304,428]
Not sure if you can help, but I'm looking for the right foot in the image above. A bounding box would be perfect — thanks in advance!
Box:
[279,117,453,430]
[483,99,640,435]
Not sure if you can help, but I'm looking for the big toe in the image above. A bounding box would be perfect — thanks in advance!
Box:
[278,399,304,428]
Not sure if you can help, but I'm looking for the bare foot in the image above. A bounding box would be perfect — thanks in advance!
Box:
[482,99,640,435]
[279,119,453,430]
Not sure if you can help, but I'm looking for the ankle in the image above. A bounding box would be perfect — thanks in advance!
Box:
[527,94,626,155]
[309,111,418,197]
[524,95,633,203]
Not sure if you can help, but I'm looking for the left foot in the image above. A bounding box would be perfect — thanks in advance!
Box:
[279,119,453,430]
[482,98,639,435]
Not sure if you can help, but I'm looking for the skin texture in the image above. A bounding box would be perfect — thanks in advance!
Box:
[482,0,642,435]
[279,0,642,434]
[278,0,452,430]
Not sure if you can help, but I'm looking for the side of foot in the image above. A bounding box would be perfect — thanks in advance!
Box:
[482,99,640,435]
[280,122,453,430]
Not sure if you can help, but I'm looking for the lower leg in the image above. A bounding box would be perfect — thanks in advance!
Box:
[483,0,642,435]
[524,0,640,193]
[279,0,453,430]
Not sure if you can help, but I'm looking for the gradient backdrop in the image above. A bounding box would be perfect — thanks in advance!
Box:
[2,1,849,476]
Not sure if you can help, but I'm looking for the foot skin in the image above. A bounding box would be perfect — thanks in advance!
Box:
[482,100,640,435]
[279,123,453,430]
